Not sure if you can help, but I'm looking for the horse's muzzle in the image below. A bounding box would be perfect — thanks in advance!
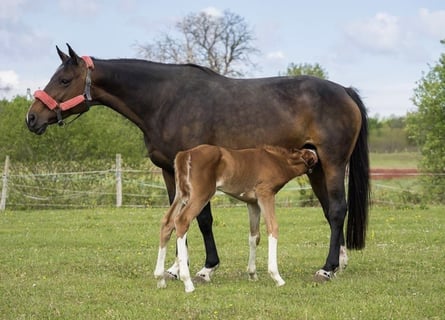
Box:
[26,112,48,135]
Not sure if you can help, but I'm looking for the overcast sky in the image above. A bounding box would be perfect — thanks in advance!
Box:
[1,0,444,117]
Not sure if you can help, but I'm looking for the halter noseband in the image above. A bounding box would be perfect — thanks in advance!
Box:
[33,56,94,126]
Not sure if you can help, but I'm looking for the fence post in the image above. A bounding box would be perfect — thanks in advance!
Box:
[116,154,122,207]
[1,156,10,211]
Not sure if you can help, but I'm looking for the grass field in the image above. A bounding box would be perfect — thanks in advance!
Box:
[1,206,443,319]
[370,152,420,169]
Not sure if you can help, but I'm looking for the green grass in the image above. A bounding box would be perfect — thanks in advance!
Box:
[1,206,443,319]
[370,152,420,169]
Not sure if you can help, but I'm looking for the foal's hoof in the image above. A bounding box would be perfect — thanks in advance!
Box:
[314,269,334,282]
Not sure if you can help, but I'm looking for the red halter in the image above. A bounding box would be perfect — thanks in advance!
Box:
[34,56,94,112]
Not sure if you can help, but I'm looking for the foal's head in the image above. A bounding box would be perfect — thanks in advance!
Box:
[288,148,318,172]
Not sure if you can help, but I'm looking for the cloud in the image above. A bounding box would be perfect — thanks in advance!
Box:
[0,0,52,62]
[343,12,411,55]
[0,20,52,62]
[202,7,223,17]
[339,9,445,62]
[418,8,445,39]
[0,0,26,21]
[58,0,100,16]
[0,70,19,92]
[266,51,285,60]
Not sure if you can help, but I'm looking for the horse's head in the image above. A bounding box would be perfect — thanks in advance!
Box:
[26,44,94,135]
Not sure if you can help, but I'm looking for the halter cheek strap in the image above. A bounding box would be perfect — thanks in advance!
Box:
[33,56,94,125]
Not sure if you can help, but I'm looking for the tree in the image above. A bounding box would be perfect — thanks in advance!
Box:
[406,40,445,203]
[0,97,146,163]
[280,62,329,79]
[136,10,259,77]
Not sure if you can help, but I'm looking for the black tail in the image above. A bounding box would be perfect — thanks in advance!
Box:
[345,87,370,250]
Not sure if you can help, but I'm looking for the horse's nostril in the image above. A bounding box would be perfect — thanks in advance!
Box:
[26,113,36,127]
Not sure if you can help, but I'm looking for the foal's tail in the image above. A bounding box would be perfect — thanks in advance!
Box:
[345,87,370,250]
[174,151,192,201]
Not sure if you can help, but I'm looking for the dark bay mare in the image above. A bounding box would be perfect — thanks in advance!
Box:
[26,44,370,283]
[155,145,318,292]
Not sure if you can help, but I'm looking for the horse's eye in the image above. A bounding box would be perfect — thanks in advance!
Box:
[60,78,71,86]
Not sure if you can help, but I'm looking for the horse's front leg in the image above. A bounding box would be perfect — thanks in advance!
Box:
[194,202,220,282]
[258,197,285,286]
[246,203,261,281]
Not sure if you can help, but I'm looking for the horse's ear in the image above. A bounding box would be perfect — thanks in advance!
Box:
[56,45,70,63]
[66,43,80,65]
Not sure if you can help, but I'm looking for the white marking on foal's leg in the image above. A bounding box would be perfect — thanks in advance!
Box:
[339,245,348,271]
[177,234,195,293]
[268,235,285,286]
[247,234,259,281]
[154,246,167,288]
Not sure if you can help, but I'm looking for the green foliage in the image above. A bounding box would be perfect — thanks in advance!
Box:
[406,41,445,203]
[1,207,444,319]
[0,97,146,163]
[368,116,417,152]
[280,62,329,79]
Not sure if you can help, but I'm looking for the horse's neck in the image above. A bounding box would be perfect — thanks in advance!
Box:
[91,59,176,130]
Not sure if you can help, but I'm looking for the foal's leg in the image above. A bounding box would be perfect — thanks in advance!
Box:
[161,170,180,279]
[154,198,182,288]
[246,203,261,281]
[161,170,220,282]
[258,197,285,286]
[175,198,212,293]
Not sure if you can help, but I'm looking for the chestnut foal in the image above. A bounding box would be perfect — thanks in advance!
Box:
[154,144,318,292]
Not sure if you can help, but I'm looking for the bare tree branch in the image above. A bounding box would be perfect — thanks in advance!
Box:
[136,10,259,76]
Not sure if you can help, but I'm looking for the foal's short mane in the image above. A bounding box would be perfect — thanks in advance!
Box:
[263,145,294,157]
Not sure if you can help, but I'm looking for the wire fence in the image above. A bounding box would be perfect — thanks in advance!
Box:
[1,155,442,211]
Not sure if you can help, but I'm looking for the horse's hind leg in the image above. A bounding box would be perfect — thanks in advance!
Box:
[246,203,261,281]
[154,198,182,288]
[175,197,212,293]
[309,167,347,281]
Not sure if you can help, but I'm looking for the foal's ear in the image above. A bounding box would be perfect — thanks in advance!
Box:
[302,149,318,168]
[56,45,70,63]
[66,43,81,65]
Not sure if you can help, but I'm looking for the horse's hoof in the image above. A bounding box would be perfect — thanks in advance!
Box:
[163,270,178,281]
[194,264,219,283]
[192,274,209,284]
[314,269,334,282]
[248,273,258,281]
[275,278,286,287]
